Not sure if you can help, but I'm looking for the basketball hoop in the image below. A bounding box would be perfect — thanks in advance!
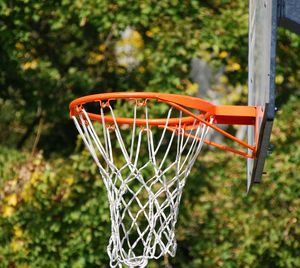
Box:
[69,92,258,267]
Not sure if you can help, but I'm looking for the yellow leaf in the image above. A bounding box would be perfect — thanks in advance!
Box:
[65,177,74,186]
[14,226,23,238]
[10,180,17,188]
[33,156,42,165]
[98,44,106,52]
[226,62,241,72]
[146,27,160,38]
[10,239,24,252]
[138,66,145,73]
[6,193,18,206]
[21,60,38,70]
[145,31,153,37]
[2,205,15,217]
[131,30,144,48]
[28,60,37,69]
[95,54,104,61]
[231,62,241,71]
[15,42,24,50]
[150,26,160,34]
[219,51,228,59]
[79,16,87,27]
[21,184,33,202]
[22,62,31,70]
[62,189,71,200]
[275,74,284,84]
[87,52,105,64]
[186,82,199,95]
[31,171,41,187]
[219,75,229,84]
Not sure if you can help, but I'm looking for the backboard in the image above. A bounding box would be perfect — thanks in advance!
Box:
[247,0,277,191]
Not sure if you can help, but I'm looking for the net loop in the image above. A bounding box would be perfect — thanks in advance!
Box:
[106,124,116,131]
[136,99,148,107]
[100,100,112,109]
[72,99,212,267]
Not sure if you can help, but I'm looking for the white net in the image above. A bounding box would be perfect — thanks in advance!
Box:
[72,100,212,267]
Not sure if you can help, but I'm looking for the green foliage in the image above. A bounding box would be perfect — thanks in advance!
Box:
[1,0,299,152]
[0,146,26,184]
[0,150,111,267]
[0,0,253,152]
[1,0,300,267]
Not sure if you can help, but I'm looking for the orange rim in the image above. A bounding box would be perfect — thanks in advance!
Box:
[70,92,255,125]
[70,92,214,127]
[69,92,215,119]
[69,92,258,158]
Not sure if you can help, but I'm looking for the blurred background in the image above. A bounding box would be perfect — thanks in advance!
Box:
[0,0,300,267]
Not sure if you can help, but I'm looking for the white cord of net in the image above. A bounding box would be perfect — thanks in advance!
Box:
[72,102,212,268]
